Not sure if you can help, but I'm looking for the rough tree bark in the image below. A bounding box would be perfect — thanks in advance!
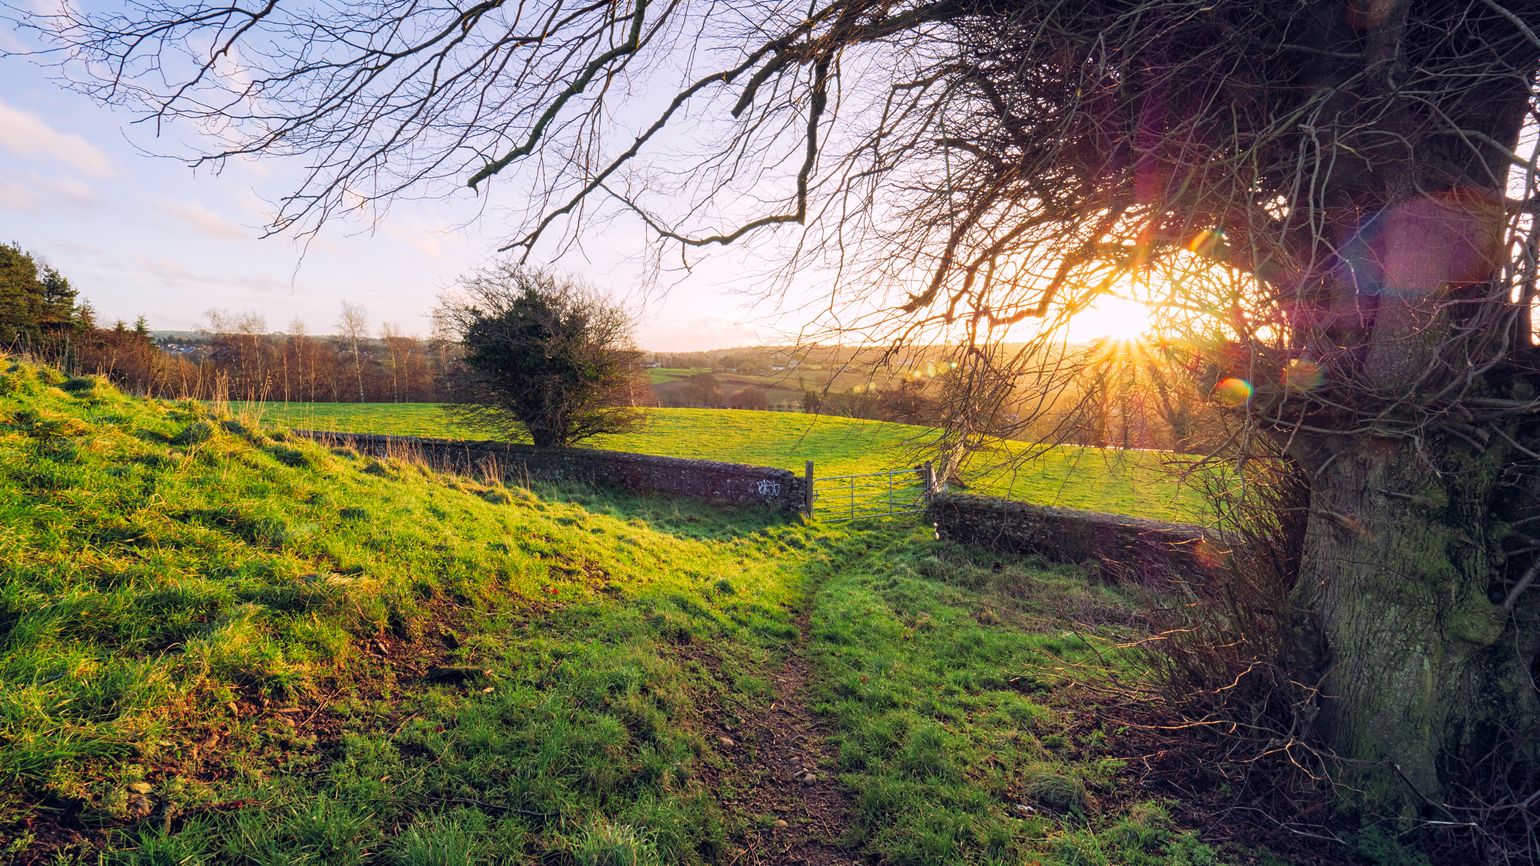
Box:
[1291,435,1539,811]
[1281,2,1540,812]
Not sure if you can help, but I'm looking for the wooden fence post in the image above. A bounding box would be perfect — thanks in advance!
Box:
[804,460,815,516]
[921,461,935,503]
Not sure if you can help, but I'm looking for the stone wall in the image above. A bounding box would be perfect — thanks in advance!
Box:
[928,492,1222,585]
[299,431,808,512]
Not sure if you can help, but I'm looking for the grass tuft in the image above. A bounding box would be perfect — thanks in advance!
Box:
[1023,766,1090,814]
[568,818,661,866]
[171,419,216,446]
[61,375,103,394]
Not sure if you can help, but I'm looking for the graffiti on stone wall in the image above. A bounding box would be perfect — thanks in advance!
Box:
[755,479,782,497]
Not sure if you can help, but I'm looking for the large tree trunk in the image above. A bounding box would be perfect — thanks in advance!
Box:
[1290,434,1540,812]
[1278,1,1540,816]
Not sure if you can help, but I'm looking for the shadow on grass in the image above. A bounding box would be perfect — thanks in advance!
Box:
[527,480,802,541]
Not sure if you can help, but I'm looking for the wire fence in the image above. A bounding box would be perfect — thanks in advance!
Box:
[809,463,934,521]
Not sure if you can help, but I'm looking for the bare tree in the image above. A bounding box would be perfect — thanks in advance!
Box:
[285,317,316,403]
[380,322,405,403]
[203,308,270,400]
[1143,350,1203,453]
[19,0,1540,827]
[335,302,369,403]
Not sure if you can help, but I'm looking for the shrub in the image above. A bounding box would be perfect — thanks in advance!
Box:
[436,265,645,448]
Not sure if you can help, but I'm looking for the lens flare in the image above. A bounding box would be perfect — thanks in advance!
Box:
[1281,358,1323,392]
[1213,376,1252,407]
[1333,190,1504,299]
[1187,228,1225,256]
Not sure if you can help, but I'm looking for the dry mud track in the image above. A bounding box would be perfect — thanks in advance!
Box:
[708,608,862,866]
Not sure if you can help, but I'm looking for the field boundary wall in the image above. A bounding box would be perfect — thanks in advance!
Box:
[296,430,808,512]
[927,492,1222,584]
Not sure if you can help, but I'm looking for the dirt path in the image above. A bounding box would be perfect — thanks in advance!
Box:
[719,608,861,866]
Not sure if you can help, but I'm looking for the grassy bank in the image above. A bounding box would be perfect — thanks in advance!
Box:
[1,361,1245,863]
[0,362,821,862]
[253,403,1216,523]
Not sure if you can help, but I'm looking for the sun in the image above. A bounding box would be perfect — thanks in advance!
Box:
[1066,293,1156,344]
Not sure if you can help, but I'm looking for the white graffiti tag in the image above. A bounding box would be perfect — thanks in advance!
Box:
[755,479,782,497]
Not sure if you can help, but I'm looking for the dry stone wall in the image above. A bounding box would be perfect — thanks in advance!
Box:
[299,431,808,512]
[928,492,1222,585]
[300,430,1219,580]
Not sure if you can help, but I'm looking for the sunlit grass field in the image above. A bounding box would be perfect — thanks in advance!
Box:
[645,367,710,385]
[0,361,1234,863]
[253,402,1217,523]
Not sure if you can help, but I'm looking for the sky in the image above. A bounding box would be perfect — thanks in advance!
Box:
[0,46,782,351]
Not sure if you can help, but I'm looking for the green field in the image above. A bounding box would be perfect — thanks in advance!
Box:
[253,403,1217,523]
[645,367,711,385]
[0,361,1242,864]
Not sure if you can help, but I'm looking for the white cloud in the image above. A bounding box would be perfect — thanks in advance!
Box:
[129,254,290,295]
[0,180,40,213]
[0,173,97,213]
[637,314,767,352]
[0,98,113,177]
[384,222,448,258]
[157,198,249,240]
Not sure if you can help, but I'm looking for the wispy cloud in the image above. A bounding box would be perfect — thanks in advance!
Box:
[0,173,98,213]
[384,222,449,258]
[0,99,112,177]
[639,315,766,352]
[157,198,249,241]
[130,254,290,295]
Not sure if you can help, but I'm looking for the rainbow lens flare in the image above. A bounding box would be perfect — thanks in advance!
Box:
[1213,376,1252,407]
[1187,228,1225,256]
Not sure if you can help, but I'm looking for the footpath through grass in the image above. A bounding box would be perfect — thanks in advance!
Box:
[2,363,1248,864]
[803,528,1237,866]
[255,403,1215,523]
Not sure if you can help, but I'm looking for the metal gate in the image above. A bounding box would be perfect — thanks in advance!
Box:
[808,462,935,521]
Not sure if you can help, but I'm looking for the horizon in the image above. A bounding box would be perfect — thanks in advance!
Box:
[142,328,1142,356]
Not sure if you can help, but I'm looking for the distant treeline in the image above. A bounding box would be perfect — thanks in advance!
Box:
[154,309,454,403]
[4,242,1228,451]
[647,349,1229,454]
[2,242,454,403]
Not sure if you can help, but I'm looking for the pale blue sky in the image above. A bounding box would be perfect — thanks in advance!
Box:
[0,46,780,350]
